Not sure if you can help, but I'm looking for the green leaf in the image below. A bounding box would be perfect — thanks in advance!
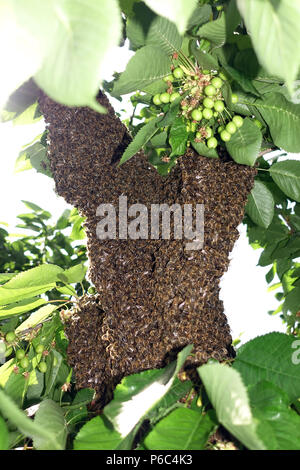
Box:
[33,0,121,110]
[21,200,44,212]
[0,297,46,320]
[198,363,265,450]
[27,369,45,402]
[187,4,212,30]
[150,131,168,148]
[146,16,182,55]
[0,390,66,450]
[236,0,300,91]
[28,142,52,177]
[0,359,14,388]
[191,141,219,159]
[58,263,87,284]
[142,80,167,95]
[0,274,16,284]
[119,116,161,164]
[225,0,241,39]
[222,64,260,96]
[144,408,217,450]
[72,388,95,406]
[269,160,300,202]
[225,117,262,166]
[119,0,137,17]
[152,377,192,421]
[0,417,9,450]
[283,287,300,315]
[13,101,42,126]
[0,265,63,305]
[249,381,300,450]
[104,345,193,449]
[2,79,40,120]
[233,333,300,402]
[126,3,156,50]
[169,116,188,157]
[197,13,226,48]
[16,304,57,333]
[143,0,198,34]
[113,45,171,96]
[245,180,274,228]
[4,367,27,407]
[33,399,67,450]
[57,285,77,297]
[44,350,66,397]
[14,151,33,173]
[74,416,123,450]
[190,41,219,71]
[252,94,300,153]
[70,214,86,241]
[1,1,121,112]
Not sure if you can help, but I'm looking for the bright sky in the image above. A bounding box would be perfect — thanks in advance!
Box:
[0,43,286,345]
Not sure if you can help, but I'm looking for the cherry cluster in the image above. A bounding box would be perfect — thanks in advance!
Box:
[152,66,246,149]
[1,330,48,375]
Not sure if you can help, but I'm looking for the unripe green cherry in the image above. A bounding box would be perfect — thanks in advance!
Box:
[253,118,263,129]
[214,100,225,113]
[202,108,213,120]
[16,349,26,360]
[4,346,13,357]
[163,74,174,82]
[204,85,217,96]
[170,92,180,102]
[219,71,228,81]
[231,93,238,104]
[153,94,162,105]
[20,357,29,369]
[191,109,202,121]
[211,77,223,89]
[173,67,184,79]
[218,125,225,133]
[35,344,44,354]
[160,92,170,104]
[207,137,218,149]
[196,132,202,139]
[39,362,47,373]
[5,332,16,343]
[190,121,197,132]
[206,127,213,138]
[203,97,214,109]
[220,130,231,142]
[232,115,244,128]
[226,121,237,134]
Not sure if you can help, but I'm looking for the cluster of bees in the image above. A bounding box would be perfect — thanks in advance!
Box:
[39,89,256,404]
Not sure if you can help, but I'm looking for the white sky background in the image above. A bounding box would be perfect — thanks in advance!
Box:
[0,43,286,344]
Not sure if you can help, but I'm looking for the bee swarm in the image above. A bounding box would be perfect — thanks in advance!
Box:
[38,91,256,404]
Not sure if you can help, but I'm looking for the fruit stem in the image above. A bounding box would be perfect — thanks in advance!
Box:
[224,107,233,120]
[220,113,226,125]
[178,50,197,74]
